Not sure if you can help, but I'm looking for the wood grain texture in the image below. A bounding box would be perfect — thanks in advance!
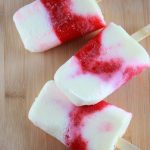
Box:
[1,0,150,150]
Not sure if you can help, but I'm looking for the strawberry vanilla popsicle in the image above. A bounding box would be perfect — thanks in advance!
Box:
[13,0,105,52]
[54,23,150,106]
[29,80,132,150]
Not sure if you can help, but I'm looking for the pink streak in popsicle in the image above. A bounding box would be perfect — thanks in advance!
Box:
[65,101,110,150]
[75,33,123,81]
[41,0,105,43]
[123,66,146,82]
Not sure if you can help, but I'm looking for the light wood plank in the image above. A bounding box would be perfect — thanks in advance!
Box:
[0,0,5,149]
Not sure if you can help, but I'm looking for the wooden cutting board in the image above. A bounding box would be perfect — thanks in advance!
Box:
[0,0,150,150]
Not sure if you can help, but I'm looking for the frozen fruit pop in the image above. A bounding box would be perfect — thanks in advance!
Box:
[29,80,132,150]
[54,23,150,106]
[13,0,105,52]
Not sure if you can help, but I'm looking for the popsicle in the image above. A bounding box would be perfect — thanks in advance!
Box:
[13,0,105,52]
[54,23,150,106]
[29,80,132,150]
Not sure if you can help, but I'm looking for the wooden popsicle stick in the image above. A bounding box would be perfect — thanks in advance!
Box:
[132,24,150,42]
[96,0,150,41]
[116,138,140,150]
